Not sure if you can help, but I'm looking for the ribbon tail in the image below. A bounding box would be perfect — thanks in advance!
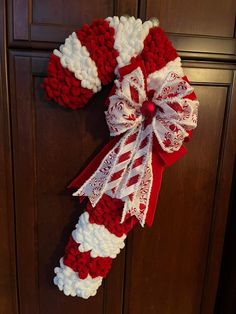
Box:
[145,137,188,227]
[68,136,121,190]
[119,129,154,226]
[122,154,153,227]
[145,144,164,227]
[72,128,142,207]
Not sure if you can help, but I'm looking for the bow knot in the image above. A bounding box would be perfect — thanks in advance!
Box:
[140,100,156,118]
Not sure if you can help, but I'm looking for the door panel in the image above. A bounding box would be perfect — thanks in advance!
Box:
[139,0,236,61]
[145,0,235,37]
[0,2,18,314]
[10,0,114,44]
[8,0,137,47]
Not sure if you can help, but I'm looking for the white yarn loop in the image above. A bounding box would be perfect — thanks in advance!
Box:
[54,258,102,299]
[53,32,102,93]
[72,212,126,258]
[106,16,158,70]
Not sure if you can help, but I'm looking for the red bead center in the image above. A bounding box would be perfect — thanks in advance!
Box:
[140,100,156,118]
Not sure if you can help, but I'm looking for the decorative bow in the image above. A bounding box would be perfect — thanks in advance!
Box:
[73,60,199,226]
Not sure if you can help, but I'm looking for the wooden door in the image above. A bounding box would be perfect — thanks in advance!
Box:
[0,2,18,314]
[1,0,236,313]
[122,63,236,314]
[9,51,126,314]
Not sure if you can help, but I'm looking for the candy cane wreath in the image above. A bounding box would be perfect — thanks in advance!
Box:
[43,16,199,299]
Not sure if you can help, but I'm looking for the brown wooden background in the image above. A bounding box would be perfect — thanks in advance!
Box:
[0,0,235,314]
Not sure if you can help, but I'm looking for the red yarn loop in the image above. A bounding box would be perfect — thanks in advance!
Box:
[42,19,178,109]
[64,236,113,279]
